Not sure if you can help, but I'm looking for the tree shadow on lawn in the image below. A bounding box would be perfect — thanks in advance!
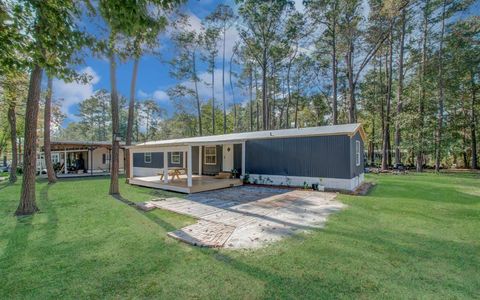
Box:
[209,222,479,298]
[0,181,12,190]
[0,183,190,298]
[0,184,61,295]
[112,194,190,236]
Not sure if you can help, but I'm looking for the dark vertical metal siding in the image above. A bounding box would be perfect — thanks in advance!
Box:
[133,152,164,168]
[245,135,352,179]
[234,144,242,173]
[202,145,222,175]
[192,146,199,175]
[350,132,364,177]
[133,151,184,169]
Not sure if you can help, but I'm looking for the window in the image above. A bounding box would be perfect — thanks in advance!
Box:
[355,141,361,166]
[204,146,217,165]
[144,152,152,164]
[171,152,181,164]
[103,153,111,165]
[52,153,60,164]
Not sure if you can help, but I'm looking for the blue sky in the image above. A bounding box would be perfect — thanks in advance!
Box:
[54,0,246,126]
[53,0,479,127]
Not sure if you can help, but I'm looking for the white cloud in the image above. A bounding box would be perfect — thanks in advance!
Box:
[182,68,227,104]
[293,0,305,12]
[53,66,100,114]
[222,26,240,59]
[137,88,169,102]
[153,90,169,101]
[138,89,149,98]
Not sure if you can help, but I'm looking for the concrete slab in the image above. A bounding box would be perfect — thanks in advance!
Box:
[150,186,345,249]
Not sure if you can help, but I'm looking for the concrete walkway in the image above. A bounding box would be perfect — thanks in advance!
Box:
[146,186,345,249]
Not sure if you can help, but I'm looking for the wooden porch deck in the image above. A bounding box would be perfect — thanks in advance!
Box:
[128,175,243,194]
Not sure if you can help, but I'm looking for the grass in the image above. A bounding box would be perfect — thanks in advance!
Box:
[0,173,479,299]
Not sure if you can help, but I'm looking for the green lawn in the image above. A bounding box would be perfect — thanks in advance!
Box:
[0,173,479,299]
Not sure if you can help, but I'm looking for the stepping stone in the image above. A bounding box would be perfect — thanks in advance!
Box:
[137,202,157,211]
[168,220,235,248]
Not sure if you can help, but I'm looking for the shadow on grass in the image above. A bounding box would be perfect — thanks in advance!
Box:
[111,194,181,234]
[0,181,12,190]
[1,184,59,272]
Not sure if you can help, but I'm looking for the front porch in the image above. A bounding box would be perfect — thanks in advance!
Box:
[128,142,246,193]
[128,174,242,193]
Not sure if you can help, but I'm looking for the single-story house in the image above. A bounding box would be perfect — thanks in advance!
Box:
[37,141,126,177]
[126,123,366,193]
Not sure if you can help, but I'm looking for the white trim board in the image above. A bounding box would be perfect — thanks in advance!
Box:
[246,174,364,191]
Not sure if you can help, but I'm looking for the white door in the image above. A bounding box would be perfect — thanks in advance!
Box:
[222,144,234,172]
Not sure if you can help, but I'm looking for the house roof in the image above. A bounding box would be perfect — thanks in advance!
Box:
[133,123,366,148]
[49,140,127,149]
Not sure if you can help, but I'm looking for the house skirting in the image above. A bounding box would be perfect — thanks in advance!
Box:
[133,167,164,177]
[246,173,364,191]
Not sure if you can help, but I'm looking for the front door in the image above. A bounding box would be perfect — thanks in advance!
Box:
[222,144,234,172]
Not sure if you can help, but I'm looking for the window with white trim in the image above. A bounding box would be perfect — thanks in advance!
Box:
[204,146,217,165]
[171,152,181,164]
[144,152,152,163]
[355,141,361,166]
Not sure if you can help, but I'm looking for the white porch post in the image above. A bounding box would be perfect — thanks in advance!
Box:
[64,148,67,174]
[187,145,193,187]
[129,149,134,179]
[241,142,246,178]
[183,151,186,168]
[198,146,202,176]
[163,151,169,183]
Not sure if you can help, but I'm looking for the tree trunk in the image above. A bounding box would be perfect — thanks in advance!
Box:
[109,49,120,196]
[249,66,253,132]
[346,41,356,123]
[394,9,406,166]
[371,116,375,166]
[229,50,236,131]
[270,64,276,129]
[7,102,17,183]
[286,62,292,128]
[255,66,259,131]
[44,76,56,184]
[222,26,227,134]
[417,1,429,172]
[192,51,202,136]
[16,65,42,215]
[126,58,139,146]
[294,79,299,128]
[211,58,216,135]
[471,71,478,169]
[332,25,338,125]
[381,27,393,171]
[462,128,469,168]
[262,48,268,130]
[434,0,447,172]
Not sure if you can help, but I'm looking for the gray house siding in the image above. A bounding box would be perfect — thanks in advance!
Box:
[233,144,242,173]
[245,135,353,179]
[192,146,199,175]
[202,145,222,175]
[133,151,184,169]
[350,131,364,178]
